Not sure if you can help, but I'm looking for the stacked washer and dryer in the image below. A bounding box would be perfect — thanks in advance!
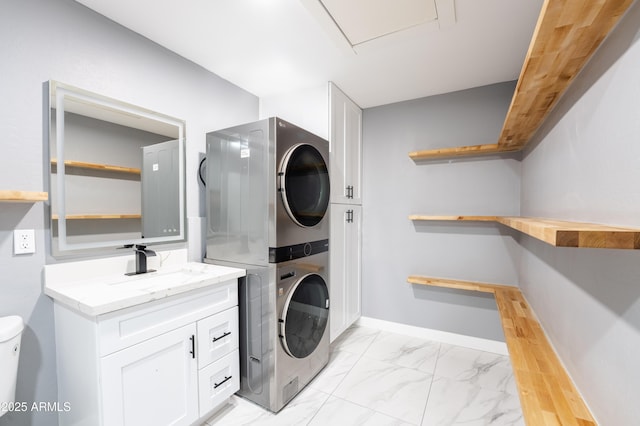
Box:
[204,118,330,412]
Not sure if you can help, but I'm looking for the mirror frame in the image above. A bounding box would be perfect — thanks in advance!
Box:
[45,80,187,256]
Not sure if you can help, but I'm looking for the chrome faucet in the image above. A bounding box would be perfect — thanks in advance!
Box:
[125,244,157,275]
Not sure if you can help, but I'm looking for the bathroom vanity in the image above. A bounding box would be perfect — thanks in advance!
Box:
[44,250,245,426]
[42,82,243,425]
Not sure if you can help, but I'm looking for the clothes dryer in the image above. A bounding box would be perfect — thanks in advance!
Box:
[274,120,330,248]
[205,117,329,266]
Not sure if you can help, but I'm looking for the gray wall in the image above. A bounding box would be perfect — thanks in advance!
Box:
[519,2,640,424]
[0,0,257,424]
[362,81,520,342]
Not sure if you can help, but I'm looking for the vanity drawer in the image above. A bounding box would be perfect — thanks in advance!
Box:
[197,306,239,369]
[98,281,238,356]
[198,349,240,417]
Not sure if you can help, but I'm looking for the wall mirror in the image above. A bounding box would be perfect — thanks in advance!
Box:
[45,81,186,256]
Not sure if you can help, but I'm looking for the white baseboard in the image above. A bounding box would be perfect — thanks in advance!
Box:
[356,316,508,356]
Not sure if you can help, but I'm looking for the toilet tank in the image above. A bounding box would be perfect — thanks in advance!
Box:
[0,316,24,417]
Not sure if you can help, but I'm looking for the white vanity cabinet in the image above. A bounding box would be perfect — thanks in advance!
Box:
[53,280,240,426]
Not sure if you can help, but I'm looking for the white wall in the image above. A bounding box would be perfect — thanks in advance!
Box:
[259,83,329,140]
[0,0,257,424]
[519,3,640,424]
[362,82,520,342]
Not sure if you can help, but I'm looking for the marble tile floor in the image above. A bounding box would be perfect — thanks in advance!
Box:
[204,325,524,426]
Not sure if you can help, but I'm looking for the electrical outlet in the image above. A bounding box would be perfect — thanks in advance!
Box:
[14,229,35,255]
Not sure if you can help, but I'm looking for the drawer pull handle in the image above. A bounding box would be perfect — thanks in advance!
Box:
[214,375,232,389]
[212,331,231,343]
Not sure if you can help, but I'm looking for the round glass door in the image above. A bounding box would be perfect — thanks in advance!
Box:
[280,273,329,359]
[280,144,330,227]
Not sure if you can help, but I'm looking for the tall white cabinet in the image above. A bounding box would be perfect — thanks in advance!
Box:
[259,82,363,342]
[328,83,363,342]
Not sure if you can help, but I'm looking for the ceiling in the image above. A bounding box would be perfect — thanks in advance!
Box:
[75,0,543,108]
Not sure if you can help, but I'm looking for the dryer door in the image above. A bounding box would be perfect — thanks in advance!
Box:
[280,273,329,359]
[279,143,330,227]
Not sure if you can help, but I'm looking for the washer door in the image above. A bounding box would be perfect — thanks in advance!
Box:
[280,273,329,359]
[279,143,330,227]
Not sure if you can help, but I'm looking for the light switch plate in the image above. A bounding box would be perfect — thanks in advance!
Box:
[14,229,35,255]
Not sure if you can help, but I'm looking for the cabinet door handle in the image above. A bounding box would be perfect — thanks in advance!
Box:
[214,375,232,389]
[212,331,231,343]
[346,210,353,223]
[189,335,195,359]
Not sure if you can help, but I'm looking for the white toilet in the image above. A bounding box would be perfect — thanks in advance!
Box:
[0,316,23,418]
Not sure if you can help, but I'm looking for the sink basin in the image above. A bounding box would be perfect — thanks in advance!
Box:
[107,266,208,291]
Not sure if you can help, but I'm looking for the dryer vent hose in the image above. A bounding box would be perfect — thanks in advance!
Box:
[198,156,206,187]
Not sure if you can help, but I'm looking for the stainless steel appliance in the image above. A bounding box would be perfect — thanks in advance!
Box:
[204,118,330,412]
[213,252,329,412]
[205,117,330,264]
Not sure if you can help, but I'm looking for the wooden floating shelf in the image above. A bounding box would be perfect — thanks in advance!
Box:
[408,276,596,425]
[410,215,640,249]
[410,0,635,160]
[407,275,512,294]
[409,144,520,161]
[497,0,634,150]
[52,214,141,220]
[410,215,499,222]
[0,190,48,203]
[51,159,141,175]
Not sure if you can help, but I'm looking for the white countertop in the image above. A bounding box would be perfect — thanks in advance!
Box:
[44,250,245,316]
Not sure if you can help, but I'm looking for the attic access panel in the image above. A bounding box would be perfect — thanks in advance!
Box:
[320,0,438,46]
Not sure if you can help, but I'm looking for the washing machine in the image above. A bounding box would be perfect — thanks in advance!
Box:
[205,117,330,266]
[274,250,329,408]
[213,251,330,412]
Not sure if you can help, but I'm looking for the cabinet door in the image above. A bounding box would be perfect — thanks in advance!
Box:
[330,84,362,205]
[101,324,199,426]
[329,204,362,342]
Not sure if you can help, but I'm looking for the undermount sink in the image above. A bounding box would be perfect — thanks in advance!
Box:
[107,265,209,291]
